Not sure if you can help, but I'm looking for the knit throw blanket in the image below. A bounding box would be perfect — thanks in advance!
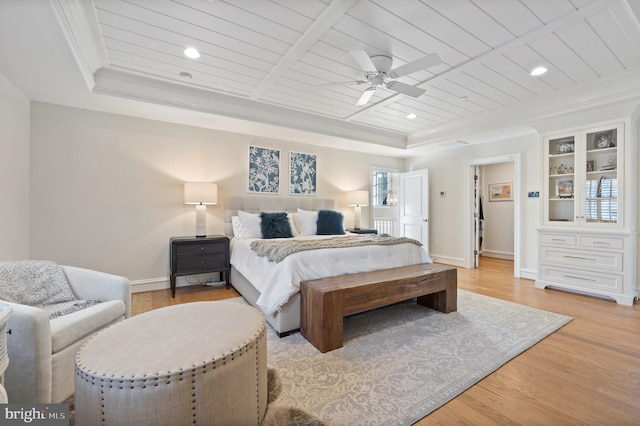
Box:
[250,235,422,263]
[0,260,101,319]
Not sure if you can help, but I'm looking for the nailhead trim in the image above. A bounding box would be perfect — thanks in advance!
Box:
[74,308,267,424]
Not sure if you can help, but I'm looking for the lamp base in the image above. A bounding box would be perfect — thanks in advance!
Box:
[353,206,362,230]
[195,204,207,237]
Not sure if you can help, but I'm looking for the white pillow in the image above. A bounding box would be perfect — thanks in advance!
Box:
[237,210,262,239]
[231,216,248,239]
[288,213,300,237]
[297,208,318,235]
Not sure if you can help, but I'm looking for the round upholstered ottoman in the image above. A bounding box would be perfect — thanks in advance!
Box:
[74,301,267,426]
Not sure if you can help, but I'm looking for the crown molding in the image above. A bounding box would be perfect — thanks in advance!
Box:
[93,67,408,149]
[49,0,108,90]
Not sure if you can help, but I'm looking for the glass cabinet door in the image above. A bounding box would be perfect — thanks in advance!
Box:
[546,134,577,224]
[544,122,623,227]
[582,124,621,225]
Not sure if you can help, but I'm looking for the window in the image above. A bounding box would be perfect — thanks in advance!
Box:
[372,170,388,206]
[371,169,398,207]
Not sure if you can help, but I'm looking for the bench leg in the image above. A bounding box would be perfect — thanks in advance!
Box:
[416,269,457,313]
[301,285,344,353]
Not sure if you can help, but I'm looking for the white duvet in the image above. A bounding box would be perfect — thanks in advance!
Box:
[231,234,431,316]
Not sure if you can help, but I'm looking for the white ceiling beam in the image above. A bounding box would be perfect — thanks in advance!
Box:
[93,68,407,148]
[249,0,359,101]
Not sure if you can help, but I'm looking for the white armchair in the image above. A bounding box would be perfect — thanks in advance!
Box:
[3,265,131,403]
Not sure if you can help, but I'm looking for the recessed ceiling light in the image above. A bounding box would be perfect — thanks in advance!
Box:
[407,113,416,119]
[184,47,200,59]
[531,66,547,76]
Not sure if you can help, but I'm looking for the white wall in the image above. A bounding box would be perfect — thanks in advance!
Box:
[405,134,541,274]
[28,102,403,288]
[0,72,30,259]
[481,162,514,259]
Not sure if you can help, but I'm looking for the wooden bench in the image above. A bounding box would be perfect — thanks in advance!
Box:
[300,263,457,352]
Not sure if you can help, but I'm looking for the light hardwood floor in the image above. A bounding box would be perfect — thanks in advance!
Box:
[132,257,640,425]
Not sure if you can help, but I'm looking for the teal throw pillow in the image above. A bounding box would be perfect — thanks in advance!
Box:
[260,212,294,239]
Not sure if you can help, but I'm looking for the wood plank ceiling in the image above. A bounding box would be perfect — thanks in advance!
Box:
[66,0,640,150]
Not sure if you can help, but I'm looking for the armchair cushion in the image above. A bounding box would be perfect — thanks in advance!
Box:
[50,300,125,354]
[0,260,76,306]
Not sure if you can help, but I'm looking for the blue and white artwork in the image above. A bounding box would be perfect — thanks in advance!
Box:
[248,145,280,194]
[289,151,317,195]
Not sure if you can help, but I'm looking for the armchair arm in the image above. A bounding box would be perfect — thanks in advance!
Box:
[61,266,132,318]
[3,302,52,403]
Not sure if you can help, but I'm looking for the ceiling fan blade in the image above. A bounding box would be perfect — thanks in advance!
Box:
[389,53,441,78]
[385,81,425,98]
[317,80,367,87]
[350,50,377,73]
[356,87,376,106]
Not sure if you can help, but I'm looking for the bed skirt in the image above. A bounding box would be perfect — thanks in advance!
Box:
[230,267,301,337]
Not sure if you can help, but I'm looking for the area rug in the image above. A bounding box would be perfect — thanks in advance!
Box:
[263,290,572,426]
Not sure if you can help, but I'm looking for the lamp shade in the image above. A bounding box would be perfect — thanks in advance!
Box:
[347,190,369,207]
[184,182,217,205]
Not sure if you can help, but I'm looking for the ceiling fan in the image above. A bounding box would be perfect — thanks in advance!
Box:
[329,50,441,106]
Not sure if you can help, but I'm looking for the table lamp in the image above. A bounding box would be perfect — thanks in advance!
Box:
[184,182,217,237]
[347,190,369,229]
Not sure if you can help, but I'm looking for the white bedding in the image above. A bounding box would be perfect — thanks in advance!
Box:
[231,234,431,316]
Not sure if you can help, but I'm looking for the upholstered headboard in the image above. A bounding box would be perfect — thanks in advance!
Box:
[224,196,336,237]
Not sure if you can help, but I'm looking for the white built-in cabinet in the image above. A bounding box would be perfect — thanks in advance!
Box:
[537,120,637,306]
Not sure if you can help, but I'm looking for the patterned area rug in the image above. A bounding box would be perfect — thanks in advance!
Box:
[264,290,572,426]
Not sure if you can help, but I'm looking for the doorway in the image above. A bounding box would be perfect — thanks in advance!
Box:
[465,154,521,277]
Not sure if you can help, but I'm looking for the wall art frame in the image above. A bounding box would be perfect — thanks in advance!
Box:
[289,151,317,195]
[488,182,513,202]
[248,145,280,194]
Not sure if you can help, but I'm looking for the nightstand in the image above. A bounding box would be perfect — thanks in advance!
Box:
[170,236,230,297]
[346,228,378,234]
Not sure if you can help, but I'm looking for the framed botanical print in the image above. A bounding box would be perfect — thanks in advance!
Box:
[289,151,317,195]
[248,145,280,194]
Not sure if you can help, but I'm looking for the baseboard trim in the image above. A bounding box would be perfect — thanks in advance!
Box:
[519,268,537,281]
[130,273,221,293]
[481,250,514,260]
[430,254,465,268]
[130,277,169,293]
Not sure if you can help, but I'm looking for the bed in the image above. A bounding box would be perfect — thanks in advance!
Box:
[225,196,431,336]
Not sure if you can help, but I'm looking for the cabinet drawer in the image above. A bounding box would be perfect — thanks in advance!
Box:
[540,233,577,247]
[579,236,623,250]
[539,265,622,293]
[175,242,225,256]
[540,247,622,272]
[176,253,227,272]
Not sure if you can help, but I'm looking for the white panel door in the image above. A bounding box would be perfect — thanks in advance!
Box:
[399,169,429,252]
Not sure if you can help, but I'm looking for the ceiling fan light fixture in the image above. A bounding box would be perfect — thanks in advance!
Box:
[184,47,200,59]
[530,66,547,76]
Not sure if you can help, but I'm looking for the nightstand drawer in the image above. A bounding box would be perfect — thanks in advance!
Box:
[176,242,225,256]
[176,253,227,272]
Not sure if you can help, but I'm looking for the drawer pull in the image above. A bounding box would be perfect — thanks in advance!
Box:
[563,255,595,261]
[200,247,205,251]
[563,274,595,282]
[592,241,609,246]
[551,238,565,242]
[200,260,205,264]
